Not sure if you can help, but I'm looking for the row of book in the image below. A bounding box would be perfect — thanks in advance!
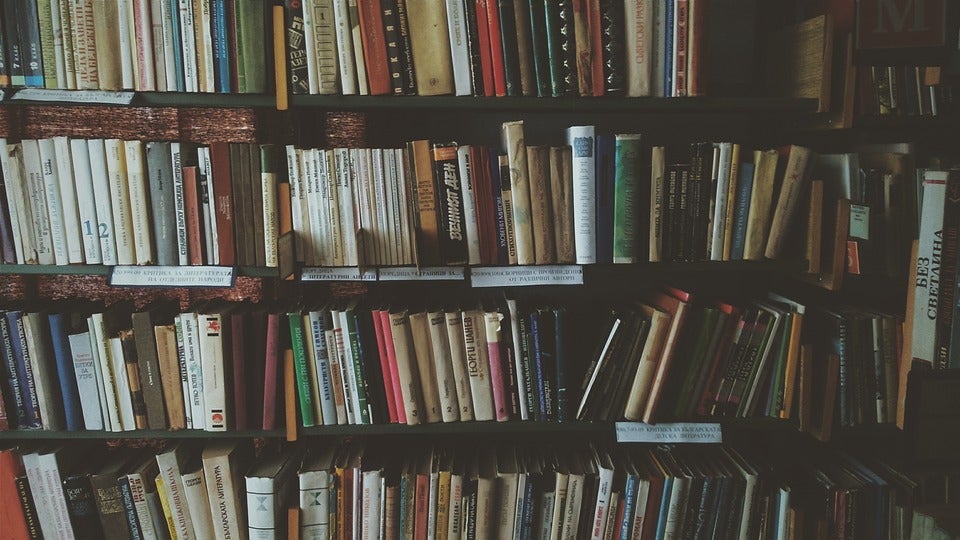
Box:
[287,122,812,268]
[285,0,743,98]
[0,441,933,540]
[859,65,955,118]
[0,138,283,268]
[0,0,269,93]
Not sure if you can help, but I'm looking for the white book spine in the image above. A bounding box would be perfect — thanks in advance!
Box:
[312,0,338,94]
[89,313,122,432]
[335,148,358,266]
[348,0,368,95]
[128,474,160,540]
[57,141,88,264]
[362,470,382,540]
[25,452,77,539]
[300,470,331,539]
[174,315,193,429]
[85,316,112,431]
[160,0,179,91]
[69,139,102,263]
[124,140,154,264]
[632,480,651,537]
[198,313,227,431]
[322,150,343,267]
[332,0,357,95]
[337,310,364,424]
[457,146,482,265]
[445,0,471,95]
[710,143,733,261]
[104,139,136,265]
[68,332,104,430]
[372,149,389,265]
[83,140,118,265]
[107,336,137,431]
[428,311,460,423]
[447,473,464,540]
[566,126,597,264]
[318,149,337,266]
[443,311,474,421]
[302,149,322,266]
[202,453,245,540]
[462,311,494,421]
[330,315,355,424]
[0,141,30,264]
[308,312,337,425]
[135,0,157,91]
[382,150,400,265]
[303,0,320,94]
[263,158,279,268]
[156,449,197,540]
[246,477,277,540]
[624,0,653,97]
[21,140,54,264]
[197,147,215,264]
[182,313,206,430]
[171,142,189,265]
[178,0,199,92]
[913,173,947,366]
[150,0,168,91]
[199,0,216,92]
[181,469,216,538]
[286,146,306,262]
[293,150,313,265]
[37,138,69,265]
[590,465,615,540]
[200,146,219,265]
[117,0,136,88]
[352,149,371,265]
[50,0,67,88]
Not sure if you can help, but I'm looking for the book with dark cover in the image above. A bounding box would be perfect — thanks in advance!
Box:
[235,144,257,266]
[595,135,615,264]
[556,0,578,96]
[381,0,406,95]
[145,142,177,266]
[936,169,960,368]
[497,0,523,96]
[119,330,148,430]
[553,307,568,422]
[7,311,40,428]
[0,313,26,428]
[491,152,509,265]
[132,304,171,430]
[209,142,236,266]
[463,0,485,95]
[48,313,83,431]
[433,143,469,265]
[394,0,417,95]
[678,163,691,262]
[231,310,248,431]
[63,472,104,539]
[4,3,23,86]
[663,0,673,96]
[251,145,266,266]
[704,0,757,96]
[16,475,42,539]
[599,0,625,94]
[19,0,43,87]
[248,309,268,428]
[358,0,391,95]
[517,308,539,421]
[0,6,7,87]
[356,308,390,425]
[90,458,133,540]
[117,476,143,540]
[211,0,232,92]
[533,309,557,421]
[542,0,567,96]
[730,162,755,261]
[344,306,371,425]
[527,0,551,96]
[511,0,536,96]
[687,143,709,262]
[496,301,520,418]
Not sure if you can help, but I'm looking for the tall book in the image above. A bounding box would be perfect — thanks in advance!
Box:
[405,0,454,95]
[567,126,596,264]
[912,171,947,366]
[764,145,812,259]
[502,121,534,265]
[613,134,642,263]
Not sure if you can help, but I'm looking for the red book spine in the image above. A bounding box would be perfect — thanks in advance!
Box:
[209,143,236,266]
[673,0,688,96]
[344,467,354,540]
[372,310,398,423]
[358,0,392,95]
[0,450,29,538]
[483,0,507,96]
[470,145,492,264]
[231,314,247,430]
[262,313,280,430]
[378,311,406,424]
[182,166,204,265]
[474,0,495,96]
[486,330,509,422]
[687,0,706,96]
[414,473,430,540]
[588,0,603,96]
[226,1,239,91]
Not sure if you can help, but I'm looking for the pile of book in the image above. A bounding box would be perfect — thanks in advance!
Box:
[0,1,268,92]
[859,65,955,118]
[288,122,813,267]
[285,0,749,97]
[0,138,283,268]
[0,441,927,539]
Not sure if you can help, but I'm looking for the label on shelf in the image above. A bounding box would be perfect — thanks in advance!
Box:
[301,267,378,281]
[614,422,723,444]
[470,265,584,287]
[109,266,236,287]
[378,266,466,281]
[12,88,136,105]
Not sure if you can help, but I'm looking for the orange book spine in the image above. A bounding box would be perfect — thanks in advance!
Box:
[588,0,604,96]
[358,0,392,95]
[182,166,204,265]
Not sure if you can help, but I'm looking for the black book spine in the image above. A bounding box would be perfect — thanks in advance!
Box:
[0,314,24,428]
[553,307,567,422]
[937,170,960,368]
[0,6,8,86]
[356,309,389,424]
[18,0,43,87]
[518,311,539,421]
[527,0,550,97]
[543,0,566,96]
[63,475,106,539]
[2,3,22,86]
[665,166,679,263]
[432,143,468,265]
[463,0,485,95]
[284,0,309,94]
[677,166,690,262]
[556,0,578,96]
[381,0,405,95]
[492,153,509,265]
[599,0,625,94]
[16,475,42,539]
[497,0,522,96]
[394,0,417,95]
[537,309,556,421]
[117,477,143,540]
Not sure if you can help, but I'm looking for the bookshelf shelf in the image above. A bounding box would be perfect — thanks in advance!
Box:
[0,429,285,440]
[2,89,276,108]
[288,95,820,114]
[0,265,278,277]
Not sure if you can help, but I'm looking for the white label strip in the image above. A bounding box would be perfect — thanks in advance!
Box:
[301,267,378,281]
[470,265,584,287]
[12,88,136,105]
[615,422,723,444]
[109,265,235,287]
[378,266,466,281]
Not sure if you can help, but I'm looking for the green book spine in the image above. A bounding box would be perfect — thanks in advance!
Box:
[613,134,642,263]
[239,0,267,93]
[288,312,316,427]
[345,310,370,424]
[36,0,57,89]
[767,313,793,417]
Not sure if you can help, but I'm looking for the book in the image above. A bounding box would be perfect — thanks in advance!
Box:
[502,121,534,265]
[567,126,596,264]
[405,0,454,95]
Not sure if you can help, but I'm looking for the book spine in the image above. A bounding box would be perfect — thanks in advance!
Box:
[458,146,482,265]
[124,140,154,265]
[567,126,596,263]
[462,311,494,421]
[16,475,42,539]
[289,313,317,426]
[427,311,460,423]
[495,154,514,265]
[625,0,652,96]
[474,0,495,96]
[571,0,592,96]
[380,0,405,95]
[37,0,58,88]
[914,174,947,365]
[36,138,68,265]
[9,313,40,428]
[484,0,507,96]
[527,0,550,96]
[502,121,534,265]
[118,476,144,540]
[0,316,27,428]
[672,0,687,96]
[730,162,754,261]
[285,0,310,94]
[446,0,472,95]
[433,143,468,265]
[556,0,578,95]
[21,0,45,87]
[357,0,390,95]
[463,0,485,95]
[52,137,83,263]
[497,0,522,96]
[613,134,641,263]
[527,146,556,264]
[483,311,509,422]
[332,0,356,94]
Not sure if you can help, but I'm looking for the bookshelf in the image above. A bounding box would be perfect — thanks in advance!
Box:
[0,1,956,539]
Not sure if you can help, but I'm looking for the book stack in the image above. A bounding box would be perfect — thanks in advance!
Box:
[0,441,928,540]
[0,138,283,268]
[0,0,269,93]
[285,0,755,97]
[858,65,955,118]
[287,122,814,267]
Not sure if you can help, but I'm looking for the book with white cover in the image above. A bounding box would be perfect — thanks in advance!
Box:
[181,465,215,539]
[298,445,336,540]
[198,311,228,431]
[88,313,122,432]
[286,145,306,261]
[197,0,215,93]
[85,316,112,431]
[302,0,321,94]
[21,140,55,265]
[566,126,597,264]
[201,440,249,540]
[1,141,33,264]
[246,449,300,540]
[457,146,481,265]
[159,0,179,91]
[361,468,382,539]
[86,139,119,265]
[107,336,137,431]
[428,310,460,423]
[445,0,471,95]
[117,0,136,88]
[22,448,76,539]
[174,315,194,429]
[198,146,219,265]
[348,0,368,95]
[625,0,654,97]
[104,139,136,265]
[68,331,104,430]
[301,149,322,266]
[52,137,84,263]
[335,148,358,265]
[321,149,342,265]
[134,0,156,90]
[177,0,199,92]
[443,310,474,421]
[155,443,197,540]
[461,310,494,421]
[709,142,734,260]
[124,140,155,264]
[37,138,69,265]
[332,0,357,95]
[913,171,948,366]
[181,312,206,431]
[69,138,102,263]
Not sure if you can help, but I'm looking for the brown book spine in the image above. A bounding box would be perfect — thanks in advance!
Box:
[209,143,236,266]
[587,0,604,96]
[132,311,167,430]
[549,146,575,264]
[673,0,688,96]
[90,471,130,537]
[182,166,204,265]
[409,140,441,266]
[512,0,536,96]
[250,145,266,267]
[405,0,454,95]
[284,349,297,441]
[572,0,592,96]
[358,0,392,95]
[92,0,122,90]
[687,0,706,95]
[120,330,148,430]
[155,325,185,430]
[526,146,556,264]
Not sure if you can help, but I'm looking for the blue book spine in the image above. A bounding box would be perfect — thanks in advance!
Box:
[118,476,144,540]
[170,0,186,92]
[19,0,44,87]
[664,0,673,97]
[730,162,754,260]
[654,476,673,540]
[0,313,26,428]
[48,313,82,431]
[519,474,535,540]
[553,308,567,422]
[620,474,639,540]
[491,153,509,265]
[530,312,547,421]
[211,0,231,92]
[595,135,615,264]
[7,311,40,428]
